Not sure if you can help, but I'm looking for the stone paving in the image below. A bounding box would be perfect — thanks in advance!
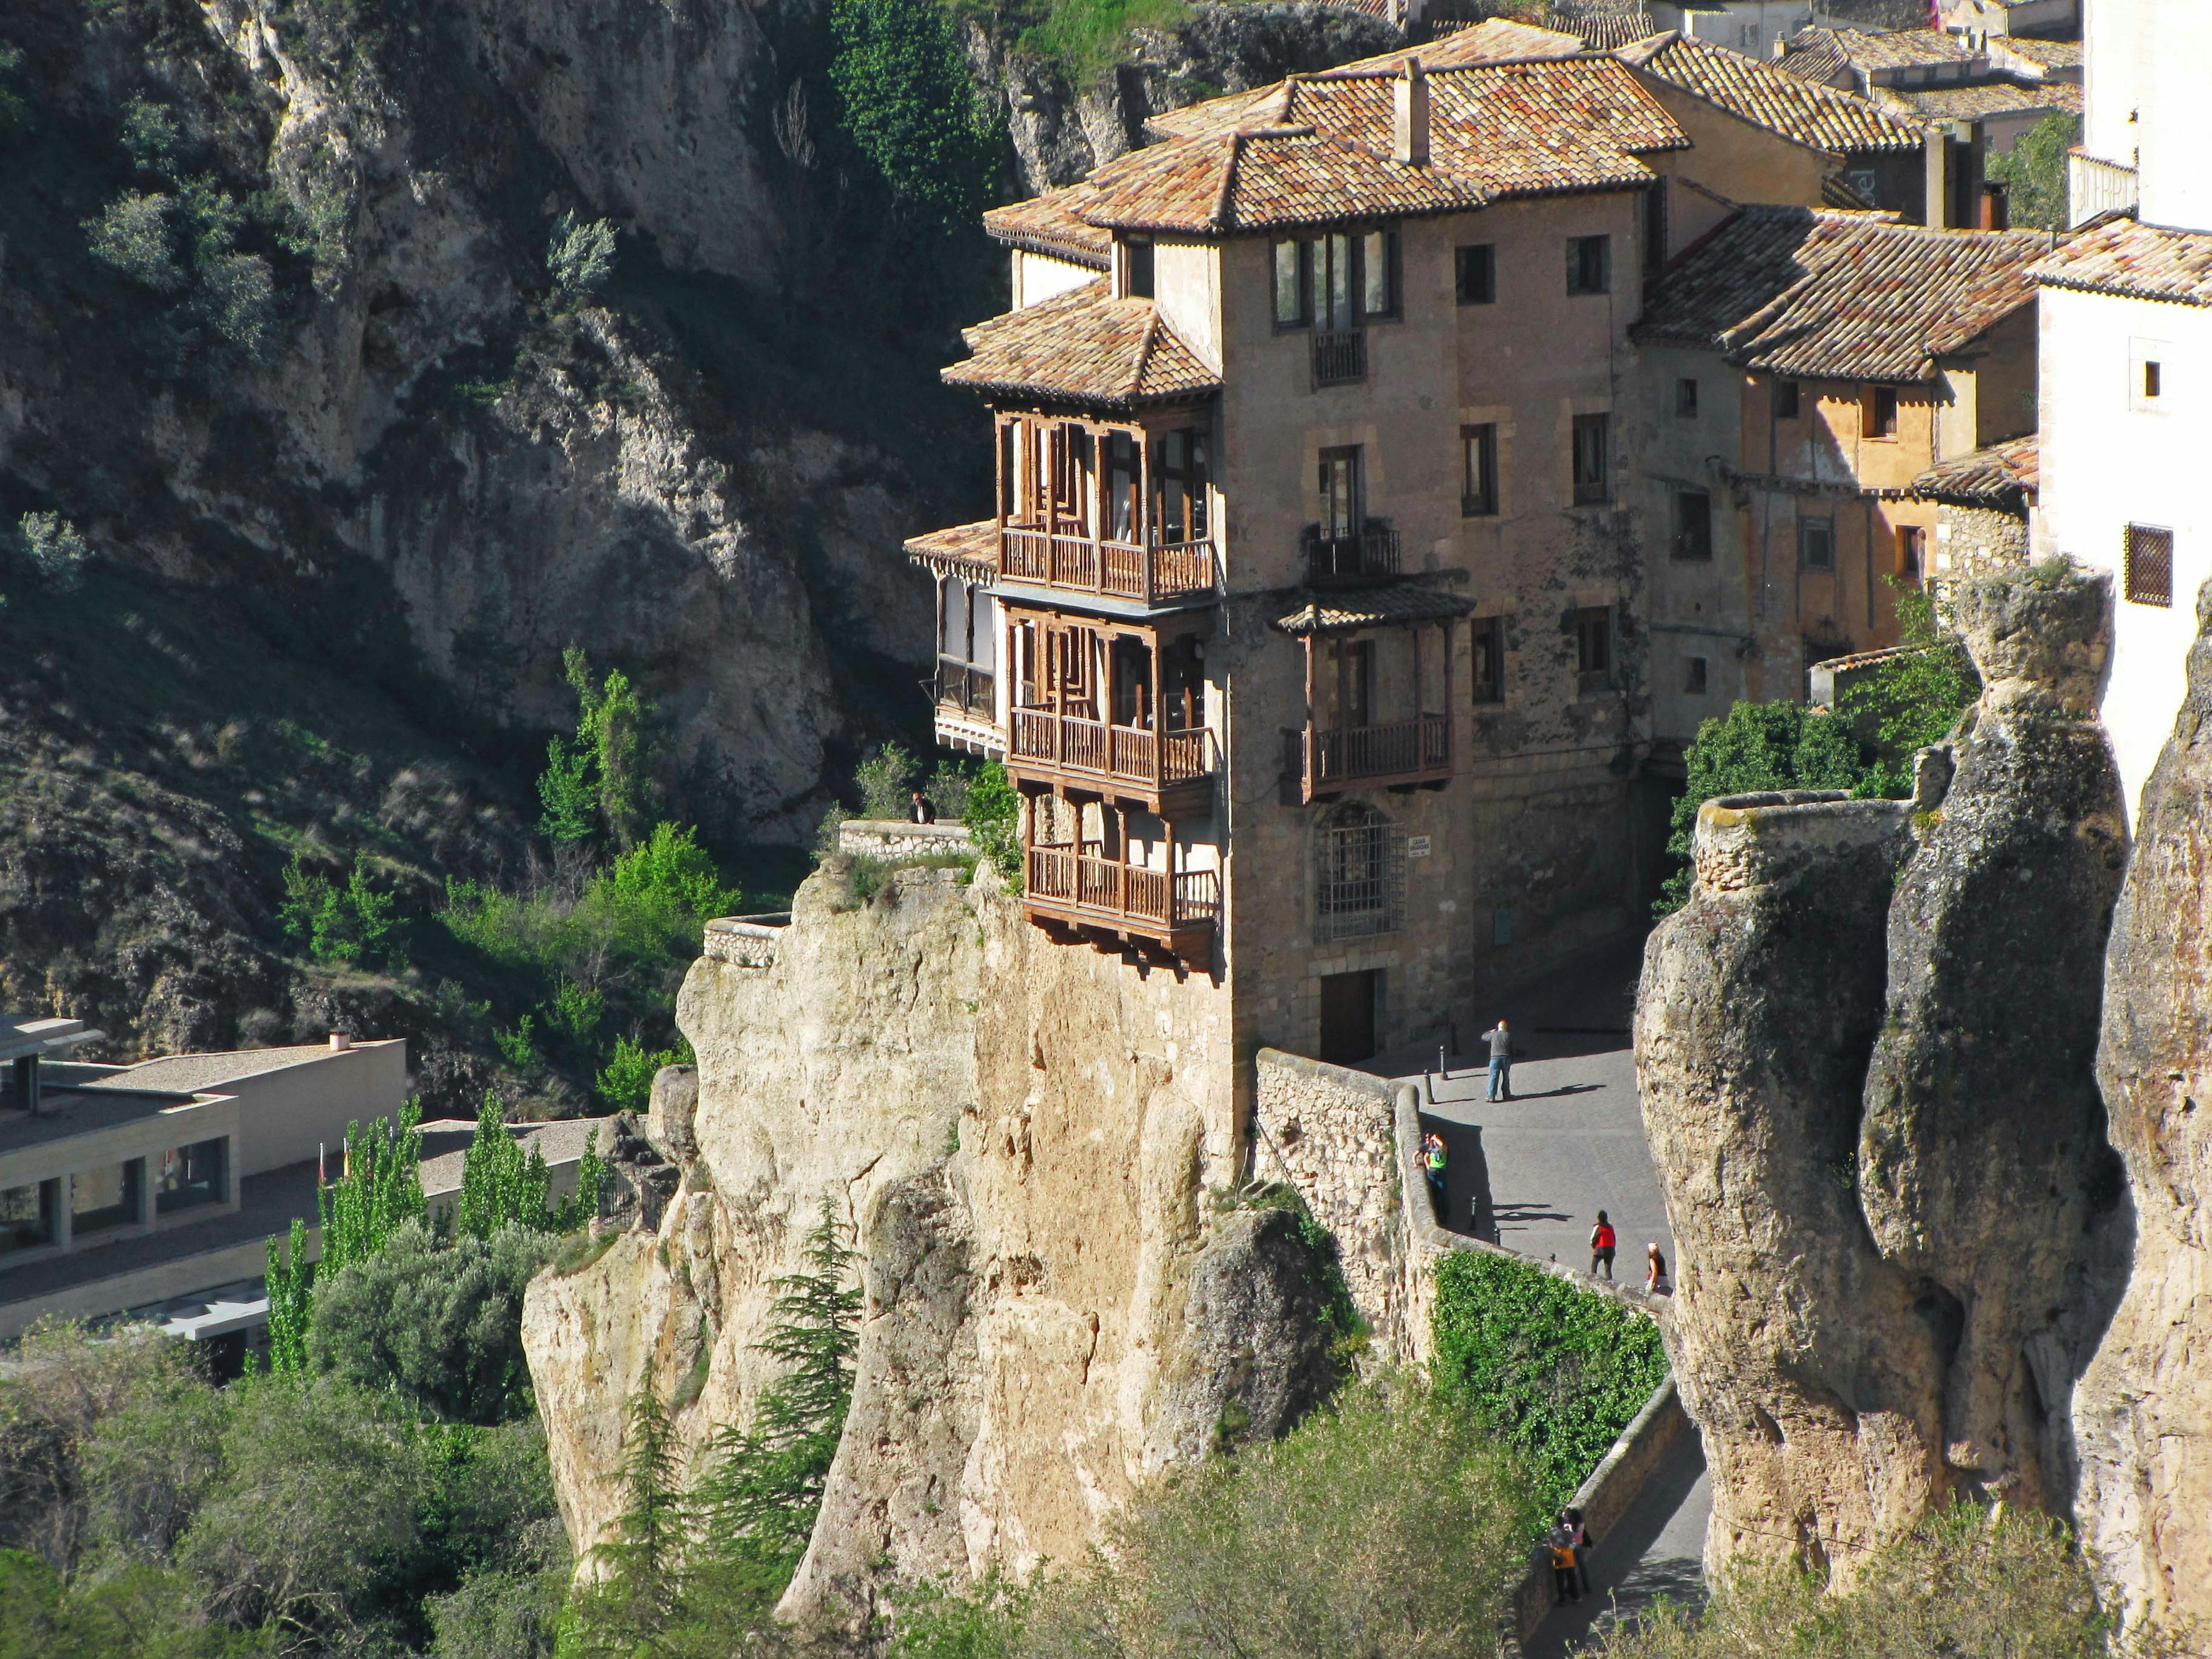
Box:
[1374,930,1711,1652]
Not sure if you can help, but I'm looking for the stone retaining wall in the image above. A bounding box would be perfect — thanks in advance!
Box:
[702,913,790,969]
[838,819,975,860]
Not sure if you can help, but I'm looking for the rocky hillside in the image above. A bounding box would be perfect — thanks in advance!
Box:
[0,0,1396,1076]
[523,862,1340,1635]
[1637,563,2212,1632]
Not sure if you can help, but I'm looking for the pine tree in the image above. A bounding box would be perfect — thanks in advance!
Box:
[457,1091,552,1239]
[694,1199,861,1595]
[596,1380,690,1634]
[318,1096,427,1274]
[264,1217,312,1374]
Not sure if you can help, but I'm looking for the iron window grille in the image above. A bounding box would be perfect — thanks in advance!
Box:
[1316,805,1407,942]
[2126,524,2174,608]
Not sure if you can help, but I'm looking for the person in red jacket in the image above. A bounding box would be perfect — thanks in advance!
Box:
[1589,1211,1616,1279]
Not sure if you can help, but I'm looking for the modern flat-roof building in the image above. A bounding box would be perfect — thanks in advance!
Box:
[908,20,1931,1066]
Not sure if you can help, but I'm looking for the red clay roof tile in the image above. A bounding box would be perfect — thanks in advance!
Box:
[943,281,1219,406]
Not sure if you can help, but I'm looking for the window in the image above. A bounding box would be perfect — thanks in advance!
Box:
[1317,446,1362,541]
[1571,413,1611,505]
[1316,802,1404,942]
[1574,607,1613,692]
[1124,237,1154,299]
[2145,359,2162,400]
[156,1138,228,1215]
[1455,244,1495,305]
[1361,228,1399,320]
[1470,615,1505,704]
[1104,430,1140,543]
[1866,385,1899,437]
[1567,235,1611,296]
[1673,488,1713,561]
[1776,380,1801,419]
[1460,423,1498,516]
[71,1160,142,1235]
[2126,523,2174,608]
[1336,638,1375,728]
[1800,516,1836,572]
[1685,655,1709,695]
[1154,428,1209,543]
[1897,524,1925,581]
[1675,378,1699,419]
[1847,168,1878,203]
[1,1179,57,1256]
[1273,237,1308,327]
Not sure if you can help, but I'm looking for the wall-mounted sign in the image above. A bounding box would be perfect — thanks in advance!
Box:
[1407,835,1433,858]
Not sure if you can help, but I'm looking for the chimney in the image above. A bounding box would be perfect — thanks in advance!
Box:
[1771,32,1787,62]
[1394,58,1429,167]
[1980,180,2009,231]
[329,1031,352,1051]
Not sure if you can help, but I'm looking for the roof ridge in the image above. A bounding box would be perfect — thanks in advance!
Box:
[1211,132,1241,232]
[1132,305,1161,395]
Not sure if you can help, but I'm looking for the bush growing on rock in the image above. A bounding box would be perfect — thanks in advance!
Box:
[1590,1503,2195,1659]
[1430,1250,1668,1514]
[890,1377,1537,1659]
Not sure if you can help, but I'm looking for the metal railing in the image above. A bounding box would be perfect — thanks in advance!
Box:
[934,658,995,719]
[1301,522,1402,585]
[1283,714,1451,798]
[1010,710,1215,791]
[1027,845,1221,931]
[1312,328,1366,388]
[1000,525,1215,605]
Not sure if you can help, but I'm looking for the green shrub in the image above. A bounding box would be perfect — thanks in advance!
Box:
[318,1098,429,1276]
[1984,112,2079,232]
[17,512,91,592]
[855,740,919,819]
[547,211,618,304]
[1430,1250,1668,1515]
[279,850,410,971]
[1837,577,1979,797]
[597,1034,688,1114]
[962,760,1021,889]
[991,1377,1538,1659]
[536,649,655,852]
[830,0,1004,237]
[1591,1502,2191,1659]
[306,1219,557,1425]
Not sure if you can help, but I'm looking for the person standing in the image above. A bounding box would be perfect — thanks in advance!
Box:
[1565,1506,1594,1599]
[1548,1518,1581,1605]
[1422,1130,1448,1218]
[1646,1242,1672,1296]
[1589,1211,1616,1280]
[908,790,937,824]
[1482,1017,1513,1102]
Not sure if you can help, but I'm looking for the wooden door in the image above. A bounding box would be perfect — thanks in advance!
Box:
[1318,969,1378,1064]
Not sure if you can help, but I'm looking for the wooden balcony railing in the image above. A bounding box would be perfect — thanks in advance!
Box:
[1026,844,1220,943]
[1000,526,1215,605]
[1009,709,1215,796]
[1301,523,1402,586]
[1312,328,1366,388]
[934,658,994,719]
[1282,714,1452,802]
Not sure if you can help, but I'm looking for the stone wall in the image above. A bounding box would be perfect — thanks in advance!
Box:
[1934,502,2029,582]
[838,820,976,861]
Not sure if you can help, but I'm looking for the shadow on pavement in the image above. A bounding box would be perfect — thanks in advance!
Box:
[1527,1432,1710,1659]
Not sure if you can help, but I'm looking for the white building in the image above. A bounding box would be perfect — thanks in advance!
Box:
[2032,0,2212,820]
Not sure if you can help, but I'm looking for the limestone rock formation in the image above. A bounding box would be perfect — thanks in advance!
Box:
[1638,567,2131,1581]
[2074,579,2212,1631]
[523,862,1336,1631]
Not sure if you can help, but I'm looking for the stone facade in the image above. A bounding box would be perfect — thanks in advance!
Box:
[1933,501,2028,582]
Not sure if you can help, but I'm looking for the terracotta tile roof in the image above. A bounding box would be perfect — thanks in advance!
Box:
[1619,31,1925,154]
[1776,33,1854,86]
[1276,582,1476,634]
[1082,55,1684,234]
[1991,36,2081,74]
[1875,79,2080,121]
[1912,433,2037,509]
[1792,25,1976,73]
[2031,217,2212,308]
[943,280,1219,406]
[904,519,998,577]
[1543,6,1658,50]
[1638,205,2049,382]
[983,185,1112,267]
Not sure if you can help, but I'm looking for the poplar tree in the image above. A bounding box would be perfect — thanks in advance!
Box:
[264,1217,312,1374]
[318,1097,427,1274]
[456,1092,551,1240]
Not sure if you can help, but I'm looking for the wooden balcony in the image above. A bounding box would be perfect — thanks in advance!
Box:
[931,658,1002,756]
[1281,714,1452,804]
[1007,709,1215,815]
[1312,328,1366,388]
[999,526,1214,607]
[1025,844,1218,961]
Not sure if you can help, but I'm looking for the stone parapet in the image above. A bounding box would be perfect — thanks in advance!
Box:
[702,912,791,969]
[838,819,976,860]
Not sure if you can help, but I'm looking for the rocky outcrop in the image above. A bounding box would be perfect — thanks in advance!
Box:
[523,861,1340,1632]
[1638,566,2131,1582]
[2074,579,2212,1631]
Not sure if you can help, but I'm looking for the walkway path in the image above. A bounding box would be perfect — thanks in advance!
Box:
[1376,933,1711,1653]
[1527,1428,1711,1658]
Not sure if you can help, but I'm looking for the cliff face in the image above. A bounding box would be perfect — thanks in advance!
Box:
[523,864,1337,1631]
[2073,581,2212,1630]
[1637,567,2131,1582]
